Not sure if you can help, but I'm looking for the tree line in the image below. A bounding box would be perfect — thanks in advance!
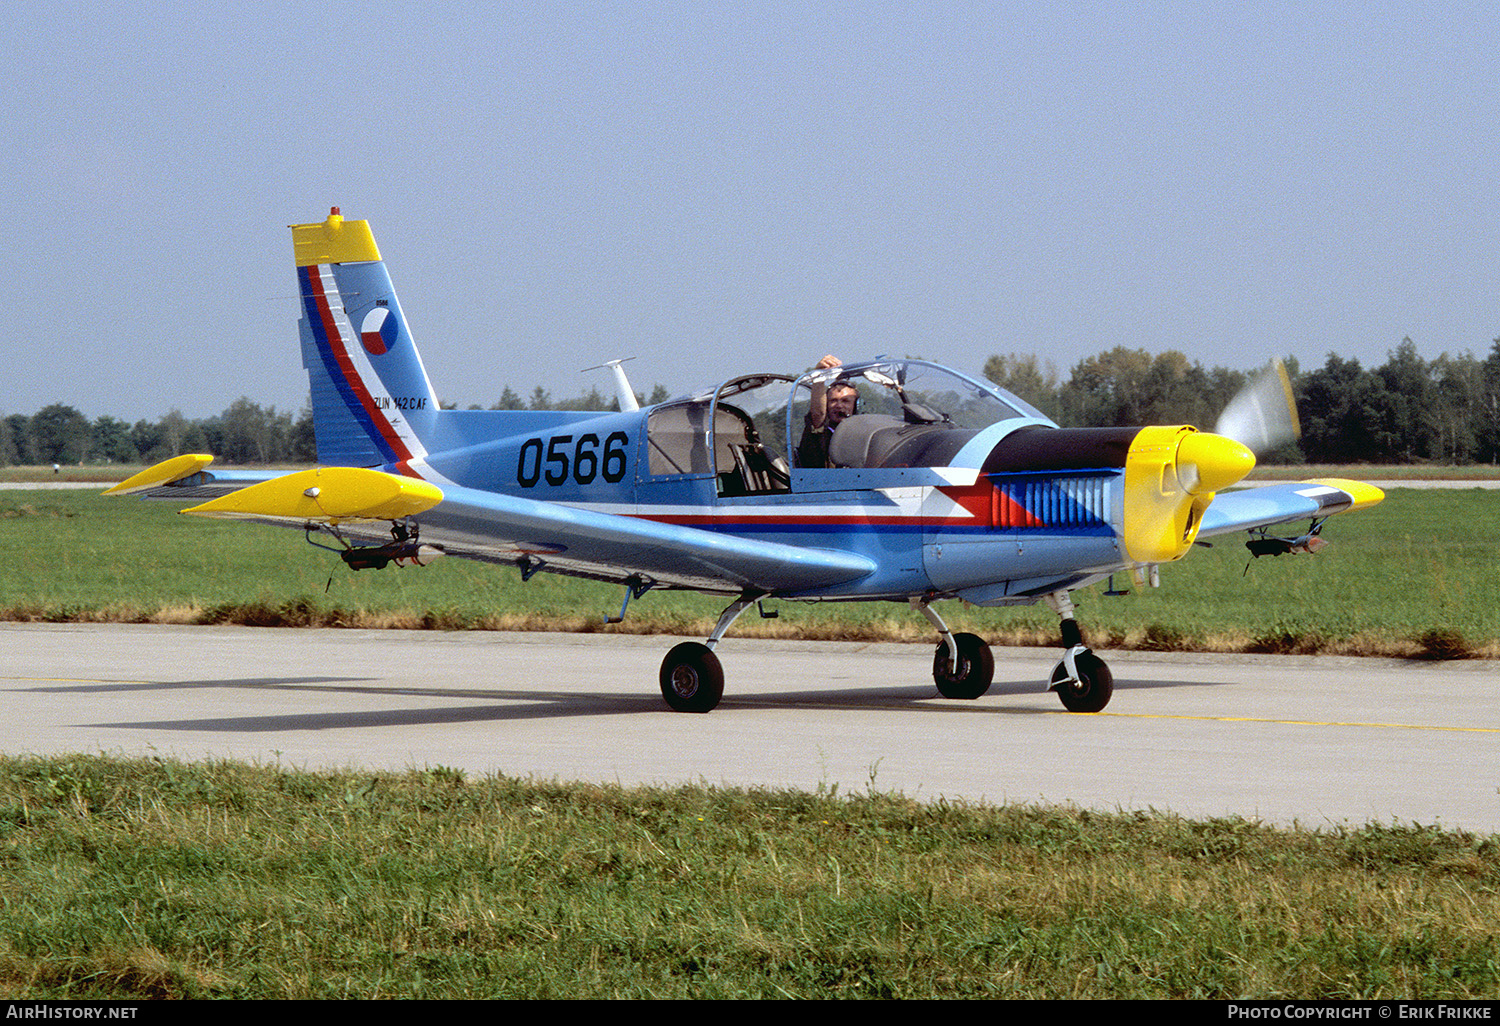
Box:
[7,338,1500,466]
[984,338,1500,465]
[0,389,666,468]
[4,400,316,468]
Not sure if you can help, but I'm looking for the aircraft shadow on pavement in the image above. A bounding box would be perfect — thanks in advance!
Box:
[24,676,376,695]
[75,672,1211,733]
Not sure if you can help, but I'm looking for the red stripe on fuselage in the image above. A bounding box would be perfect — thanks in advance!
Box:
[305,268,413,463]
[938,482,1050,528]
[634,513,940,528]
[937,483,993,523]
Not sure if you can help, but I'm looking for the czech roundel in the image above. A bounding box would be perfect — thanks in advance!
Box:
[360,308,394,355]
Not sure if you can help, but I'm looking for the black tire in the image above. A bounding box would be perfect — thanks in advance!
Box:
[659,642,725,713]
[1051,652,1113,712]
[932,632,994,699]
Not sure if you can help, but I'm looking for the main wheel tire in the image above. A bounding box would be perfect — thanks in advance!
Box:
[1051,652,1113,712]
[659,642,725,713]
[932,632,994,699]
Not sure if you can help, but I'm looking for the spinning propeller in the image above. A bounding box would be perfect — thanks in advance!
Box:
[1213,359,1302,457]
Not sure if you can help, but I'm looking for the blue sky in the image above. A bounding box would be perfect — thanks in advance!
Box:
[3,2,1498,422]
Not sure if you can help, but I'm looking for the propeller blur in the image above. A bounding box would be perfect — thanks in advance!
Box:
[1215,359,1302,456]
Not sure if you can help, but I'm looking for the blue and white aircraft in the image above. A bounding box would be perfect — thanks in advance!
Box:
[108,209,1384,713]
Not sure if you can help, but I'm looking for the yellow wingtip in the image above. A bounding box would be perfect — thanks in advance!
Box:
[1307,478,1385,511]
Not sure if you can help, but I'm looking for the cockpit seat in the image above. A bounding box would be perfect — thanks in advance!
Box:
[827,414,973,469]
[827,414,906,468]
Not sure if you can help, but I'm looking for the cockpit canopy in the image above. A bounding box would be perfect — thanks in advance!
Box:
[645,359,1052,494]
[799,359,1047,429]
[795,359,1049,470]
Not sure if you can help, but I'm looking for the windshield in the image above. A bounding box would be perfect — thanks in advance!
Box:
[653,361,1051,481]
[789,359,1047,436]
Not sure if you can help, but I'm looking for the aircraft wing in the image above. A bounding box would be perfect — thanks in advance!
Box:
[107,456,876,596]
[416,483,878,595]
[1197,478,1384,537]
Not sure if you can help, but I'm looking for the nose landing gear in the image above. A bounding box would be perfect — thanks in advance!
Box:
[1044,591,1113,712]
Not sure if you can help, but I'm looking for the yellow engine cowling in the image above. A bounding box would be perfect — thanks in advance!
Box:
[1122,426,1255,563]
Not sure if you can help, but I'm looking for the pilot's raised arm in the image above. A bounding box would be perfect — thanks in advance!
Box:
[797,354,857,468]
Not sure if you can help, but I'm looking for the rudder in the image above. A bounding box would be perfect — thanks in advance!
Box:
[293,208,438,467]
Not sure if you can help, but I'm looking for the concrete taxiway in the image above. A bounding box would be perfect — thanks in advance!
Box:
[3,623,1496,834]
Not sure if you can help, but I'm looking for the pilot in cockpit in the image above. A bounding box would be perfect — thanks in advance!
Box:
[796,354,858,468]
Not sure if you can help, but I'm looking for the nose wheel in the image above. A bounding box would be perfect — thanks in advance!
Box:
[1049,648,1113,712]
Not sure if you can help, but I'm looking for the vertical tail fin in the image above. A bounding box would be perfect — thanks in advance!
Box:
[293,208,438,467]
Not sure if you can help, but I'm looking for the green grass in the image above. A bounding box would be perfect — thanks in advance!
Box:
[2,754,1497,999]
[0,486,1496,656]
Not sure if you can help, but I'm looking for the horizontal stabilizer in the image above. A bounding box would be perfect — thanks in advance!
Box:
[103,454,217,496]
[291,209,380,267]
[181,467,443,524]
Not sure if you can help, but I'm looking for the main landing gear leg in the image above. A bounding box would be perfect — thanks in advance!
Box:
[912,597,994,700]
[658,592,762,713]
[1044,590,1113,712]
